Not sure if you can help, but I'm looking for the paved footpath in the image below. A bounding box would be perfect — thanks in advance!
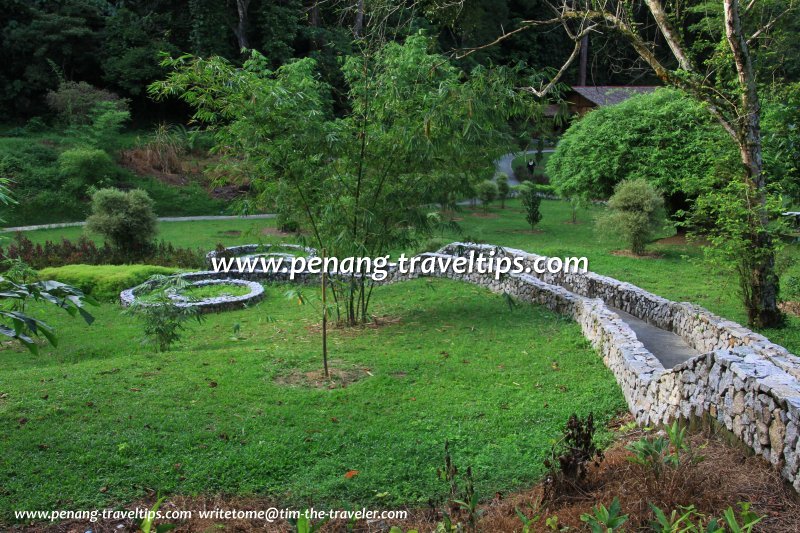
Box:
[494,149,555,186]
[2,214,276,233]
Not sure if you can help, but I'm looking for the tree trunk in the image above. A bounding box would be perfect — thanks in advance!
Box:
[723,0,782,328]
[354,0,365,37]
[234,0,251,51]
[578,35,588,85]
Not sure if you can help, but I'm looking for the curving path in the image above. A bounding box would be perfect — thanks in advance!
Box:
[2,214,276,233]
[6,150,544,233]
[494,149,555,186]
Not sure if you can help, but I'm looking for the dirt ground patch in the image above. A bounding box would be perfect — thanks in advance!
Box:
[273,361,368,389]
[15,417,799,532]
[779,301,800,317]
[260,227,296,237]
[610,249,664,259]
[655,233,710,247]
[304,315,402,337]
[512,229,544,235]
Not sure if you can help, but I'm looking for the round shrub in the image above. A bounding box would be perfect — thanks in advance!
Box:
[86,188,158,260]
[475,179,498,211]
[597,179,666,255]
[46,81,127,125]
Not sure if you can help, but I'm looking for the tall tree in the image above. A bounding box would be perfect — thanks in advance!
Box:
[150,34,536,325]
[234,0,252,50]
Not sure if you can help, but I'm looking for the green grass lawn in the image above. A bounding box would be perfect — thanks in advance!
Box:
[12,199,800,352]
[0,280,626,521]
[436,200,800,354]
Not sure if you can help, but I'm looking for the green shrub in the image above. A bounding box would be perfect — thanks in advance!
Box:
[124,274,203,352]
[517,183,542,230]
[72,101,130,152]
[762,82,800,204]
[46,81,127,126]
[37,264,178,301]
[475,180,498,212]
[58,147,116,191]
[496,174,510,208]
[24,117,49,133]
[597,179,666,255]
[86,188,158,260]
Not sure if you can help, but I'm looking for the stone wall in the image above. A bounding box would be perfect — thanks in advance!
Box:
[437,243,800,380]
[120,277,265,313]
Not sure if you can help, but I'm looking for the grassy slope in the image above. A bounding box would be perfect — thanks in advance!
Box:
[0,281,625,519]
[0,132,229,225]
[439,200,800,353]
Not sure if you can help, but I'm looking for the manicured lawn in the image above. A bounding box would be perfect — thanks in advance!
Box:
[437,200,800,354]
[0,280,626,521]
[12,218,280,250]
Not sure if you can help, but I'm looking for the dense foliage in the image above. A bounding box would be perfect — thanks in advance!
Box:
[547,89,740,215]
[549,88,800,211]
[0,233,205,271]
[0,0,628,122]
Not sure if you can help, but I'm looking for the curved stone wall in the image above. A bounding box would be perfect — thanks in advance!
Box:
[120,277,265,313]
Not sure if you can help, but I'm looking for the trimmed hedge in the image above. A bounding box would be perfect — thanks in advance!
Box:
[37,264,178,301]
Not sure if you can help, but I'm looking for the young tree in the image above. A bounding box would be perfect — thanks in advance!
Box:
[518,182,543,230]
[150,34,533,325]
[597,179,666,256]
[459,0,795,327]
[124,275,203,352]
[496,173,510,209]
[476,180,498,212]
